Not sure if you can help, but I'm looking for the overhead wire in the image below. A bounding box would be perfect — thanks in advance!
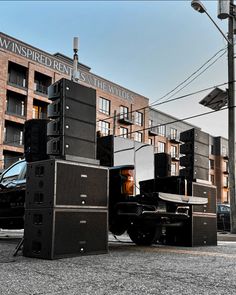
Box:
[97,45,229,124]
[121,105,230,137]
[150,46,227,105]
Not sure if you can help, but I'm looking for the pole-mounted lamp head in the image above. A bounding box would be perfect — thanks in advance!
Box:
[191,0,207,13]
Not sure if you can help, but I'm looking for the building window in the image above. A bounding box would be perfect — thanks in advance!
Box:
[134,131,142,142]
[34,71,52,95]
[170,145,178,158]
[148,138,153,145]
[209,159,214,170]
[149,119,153,127]
[120,127,128,138]
[99,97,110,115]
[223,161,229,172]
[33,100,48,119]
[222,145,227,157]
[98,121,110,136]
[8,61,27,88]
[210,174,215,185]
[223,176,228,187]
[157,124,166,137]
[170,128,177,140]
[120,106,129,119]
[6,91,26,117]
[134,111,143,126]
[171,163,177,176]
[158,141,165,153]
[209,144,214,155]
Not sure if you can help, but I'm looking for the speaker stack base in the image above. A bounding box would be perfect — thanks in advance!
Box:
[23,159,109,259]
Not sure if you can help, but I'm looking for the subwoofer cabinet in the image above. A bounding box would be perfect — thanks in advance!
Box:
[165,213,217,247]
[23,209,108,259]
[165,181,217,246]
[25,159,108,209]
[24,159,109,259]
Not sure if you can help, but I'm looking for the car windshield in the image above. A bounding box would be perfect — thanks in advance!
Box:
[1,161,26,183]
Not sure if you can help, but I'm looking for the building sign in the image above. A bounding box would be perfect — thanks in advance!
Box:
[0,33,138,102]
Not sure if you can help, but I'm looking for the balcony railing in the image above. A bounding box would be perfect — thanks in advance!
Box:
[34,83,48,95]
[32,110,47,119]
[4,135,23,146]
[118,114,133,125]
[6,105,25,117]
[149,127,158,136]
[169,135,180,143]
[8,74,27,89]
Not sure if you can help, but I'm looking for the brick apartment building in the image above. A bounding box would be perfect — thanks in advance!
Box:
[0,32,229,203]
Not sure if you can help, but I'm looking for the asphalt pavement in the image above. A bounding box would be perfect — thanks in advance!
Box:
[0,231,236,295]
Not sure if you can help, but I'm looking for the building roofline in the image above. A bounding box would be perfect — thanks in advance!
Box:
[149,106,200,129]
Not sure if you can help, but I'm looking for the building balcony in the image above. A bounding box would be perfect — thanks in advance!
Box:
[34,83,48,96]
[8,75,27,90]
[118,115,133,125]
[171,154,180,161]
[168,135,180,143]
[148,128,158,136]
[4,136,23,147]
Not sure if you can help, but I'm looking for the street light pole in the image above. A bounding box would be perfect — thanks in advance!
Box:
[191,0,236,233]
[227,0,236,233]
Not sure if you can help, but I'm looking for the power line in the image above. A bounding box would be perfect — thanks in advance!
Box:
[96,80,231,123]
[121,105,230,137]
[150,46,227,105]
[153,50,227,105]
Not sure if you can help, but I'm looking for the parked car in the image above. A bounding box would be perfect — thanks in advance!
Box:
[217,203,230,232]
[0,159,26,229]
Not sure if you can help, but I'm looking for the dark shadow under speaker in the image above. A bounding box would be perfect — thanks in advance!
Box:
[24,119,49,162]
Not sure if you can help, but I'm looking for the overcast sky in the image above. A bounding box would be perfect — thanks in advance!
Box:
[0,1,231,138]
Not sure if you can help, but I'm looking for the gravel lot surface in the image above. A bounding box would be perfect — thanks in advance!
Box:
[0,233,236,295]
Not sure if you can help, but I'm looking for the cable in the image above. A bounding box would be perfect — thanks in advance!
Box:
[96,80,232,124]
[121,105,230,136]
[155,50,227,105]
[150,47,227,105]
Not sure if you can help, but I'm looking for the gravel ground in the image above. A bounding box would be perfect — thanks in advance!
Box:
[0,234,236,295]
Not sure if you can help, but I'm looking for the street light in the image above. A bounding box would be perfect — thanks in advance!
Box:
[191,0,236,234]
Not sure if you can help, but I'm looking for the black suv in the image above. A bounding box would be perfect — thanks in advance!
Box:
[217,204,230,232]
[0,159,26,229]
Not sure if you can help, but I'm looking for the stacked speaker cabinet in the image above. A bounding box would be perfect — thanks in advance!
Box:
[47,78,97,161]
[165,181,217,247]
[180,128,209,181]
[23,159,109,259]
[24,119,49,163]
[154,153,171,178]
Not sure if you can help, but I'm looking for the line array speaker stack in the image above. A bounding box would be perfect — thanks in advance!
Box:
[23,159,108,259]
[47,78,97,163]
[179,128,209,181]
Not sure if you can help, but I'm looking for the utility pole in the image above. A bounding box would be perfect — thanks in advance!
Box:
[192,0,236,233]
[227,0,236,233]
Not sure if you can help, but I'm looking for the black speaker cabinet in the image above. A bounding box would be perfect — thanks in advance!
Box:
[47,78,97,160]
[26,159,108,209]
[154,153,171,178]
[180,141,209,156]
[24,119,49,162]
[23,209,108,259]
[165,213,217,247]
[180,128,209,145]
[190,182,217,214]
[140,176,186,195]
[179,166,209,181]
